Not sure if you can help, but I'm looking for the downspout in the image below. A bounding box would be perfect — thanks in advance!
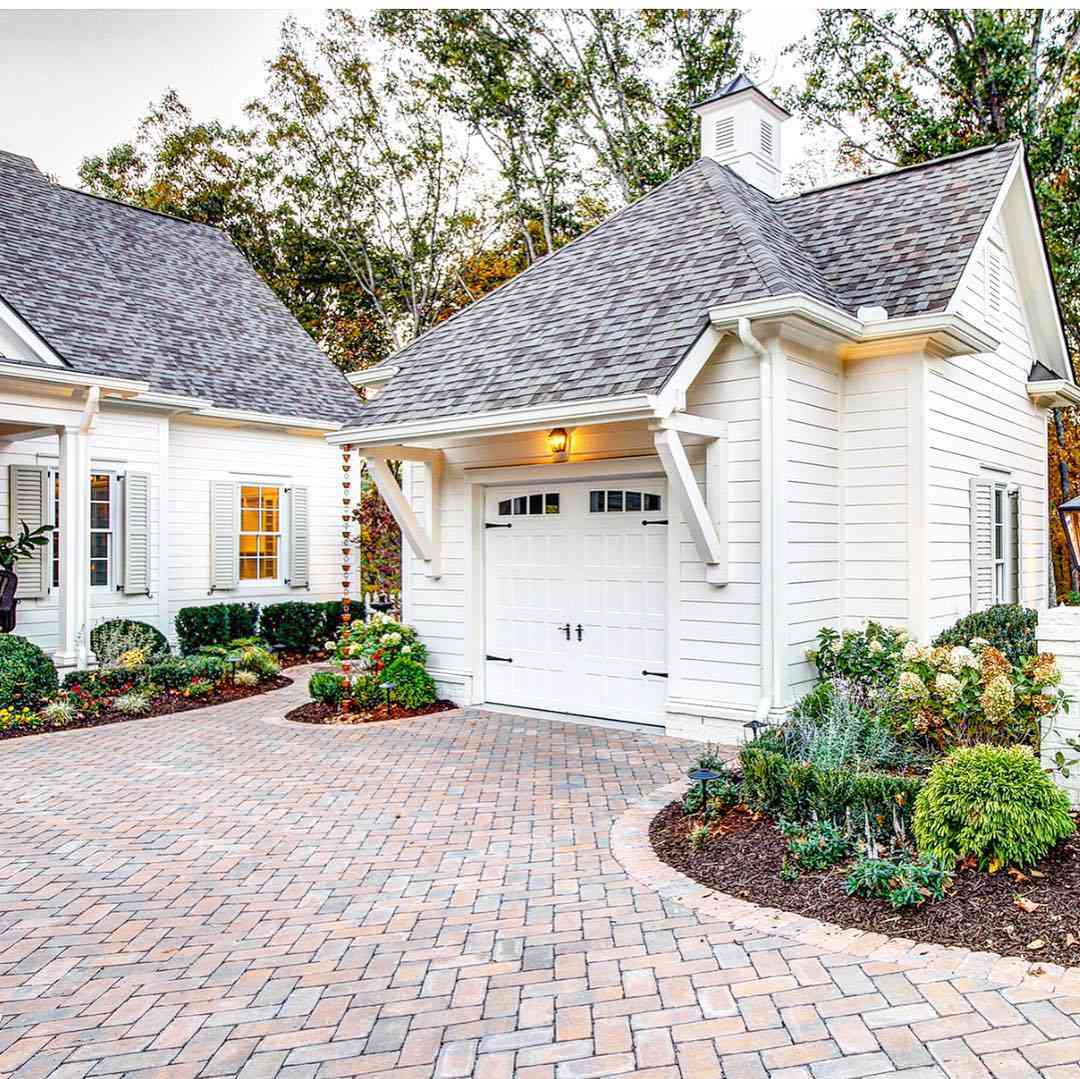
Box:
[738,318,773,727]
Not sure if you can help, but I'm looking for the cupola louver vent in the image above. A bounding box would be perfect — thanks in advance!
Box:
[715,116,735,154]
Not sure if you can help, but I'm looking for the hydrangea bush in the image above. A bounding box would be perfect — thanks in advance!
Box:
[806,623,906,692]
[335,612,427,675]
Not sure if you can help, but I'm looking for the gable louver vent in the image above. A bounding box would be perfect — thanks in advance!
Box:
[760,120,773,157]
[715,116,735,154]
[986,245,1003,318]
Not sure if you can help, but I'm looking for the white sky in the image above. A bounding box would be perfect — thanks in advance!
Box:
[0,6,819,186]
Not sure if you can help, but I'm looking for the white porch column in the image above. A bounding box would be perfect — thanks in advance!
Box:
[55,424,92,668]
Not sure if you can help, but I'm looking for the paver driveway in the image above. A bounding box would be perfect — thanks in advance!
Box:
[2,673,1080,1079]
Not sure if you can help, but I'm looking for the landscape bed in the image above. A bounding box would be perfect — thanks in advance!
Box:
[651,798,1080,968]
[286,699,457,725]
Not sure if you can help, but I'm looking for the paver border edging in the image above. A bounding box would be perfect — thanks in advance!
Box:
[611,778,1080,997]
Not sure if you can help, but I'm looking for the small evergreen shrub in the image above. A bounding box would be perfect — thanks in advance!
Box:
[175,603,258,655]
[319,601,345,642]
[350,674,383,710]
[62,666,142,694]
[232,646,279,679]
[778,818,852,870]
[383,657,437,709]
[914,744,1075,869]
[90,619,169,667]
[260,602,325,651]
[844,853,951,909]
[932,605,1038,666]
[184,655,228,683]
[309,671,346,705]
[144,657,196,691]
[0,635,59,709]
[682,760,740,816]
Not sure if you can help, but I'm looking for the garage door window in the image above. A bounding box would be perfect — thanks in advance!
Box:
[497,492,560,516]
[589,490,661,513]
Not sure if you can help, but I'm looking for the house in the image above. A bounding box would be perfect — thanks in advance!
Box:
[331,74,1078,742]
[0,149,358,667]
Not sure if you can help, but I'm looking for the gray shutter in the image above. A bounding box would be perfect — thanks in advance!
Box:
[210,481,237,592]
[1009,487,1021,604]
[122,472,151,596]
[7,465,48,599]
[287,485,310,588]
[970,477,994,611]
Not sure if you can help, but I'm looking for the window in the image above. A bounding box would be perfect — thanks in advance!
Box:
[589,490,662,513]
[993,486,1006,603]
[497,492,560,516]
[48,471,117,589]
[238,484,282,582]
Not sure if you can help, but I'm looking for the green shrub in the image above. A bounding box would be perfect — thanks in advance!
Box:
[778,818,852,870]
[806,622,906,692]
[232,646,279,679]
[739,745,923,842]
[0,635,59,709]
[174,603,258,655]
[184,655,229,683]
[198,644,231,657]
[260,602,326,651]
[144,657,196,690]
[350,674,384,710]
[114,690,153,716]
[914,744,1075,869]
[682,760,740,816]
[319,601,344,643]
[337,615,426,673]
[310,671,345,705]
[183,679,214,699]
[62,666,143,695]
[90,619,170,667]
[383,657,437,709]
[689,824,710,851]
[932,605,1038,666]
[844,853,951,909]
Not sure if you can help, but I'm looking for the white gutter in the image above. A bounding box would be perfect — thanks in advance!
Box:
[190,406,343,432]
[0,360,149,397]
[1027,378,1080,409]
[737,318,774,729]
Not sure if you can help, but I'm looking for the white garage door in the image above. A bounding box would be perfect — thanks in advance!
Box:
[484,480,668,725]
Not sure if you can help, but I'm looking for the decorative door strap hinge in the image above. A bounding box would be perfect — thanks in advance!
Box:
[642,520,669,526]
[486,654,514,663]
[485,522,512,529]
[642,670,668,677]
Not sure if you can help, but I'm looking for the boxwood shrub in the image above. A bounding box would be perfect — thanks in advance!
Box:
[0,635,59,709]
[740,744,923,841]
[309,671,345,705]
[261,602,325,651]
[932,604,1038,666]
[175,603,259,655]
[383,656,438,709]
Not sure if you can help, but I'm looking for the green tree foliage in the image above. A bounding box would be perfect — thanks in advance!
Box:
[790,9,1080,350]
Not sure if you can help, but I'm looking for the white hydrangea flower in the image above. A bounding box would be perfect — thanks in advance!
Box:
[933,672,962,703]
[969,636,991,651]
[868,639,884,656]
[949,645,978,672]
[902,640,926,663]
[898,671,928,701]
[401,644,412,654]
[830,639,843,654]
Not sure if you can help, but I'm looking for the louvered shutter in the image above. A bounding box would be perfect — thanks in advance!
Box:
[287,485,310,588]
[7,465,48,598]
[970,477,995,611]
[122,472,151,596]
[210,481,237,591]
[1009,487,1021,604]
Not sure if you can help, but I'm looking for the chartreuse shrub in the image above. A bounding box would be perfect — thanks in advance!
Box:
[309,671,345,705]
[260,602,325,651]
[932,604,1038,667]
[90,619,170,667]
[175,603,259,655]
[0,635,58,710]
[913,744,1075,870]
[383,657,437,709]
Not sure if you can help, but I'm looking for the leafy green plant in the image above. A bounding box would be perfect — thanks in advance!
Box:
[114,690,153,716]
[309,671,346,705]
[319,601,345,643]
[779,857,800,883]
[233,669,259,688]
[41,696,78,726]
[778,817,852,870]
[232,646,279,680]
[844,853,951,909]
[914,744,1076,870]
[183,679,214,699]
[350,674,384,710]
[0,704,45,732]
[260,602,326,651]
[175,603,259,655]
[337,614,426,674]
[932,605,1038,666]
[689,824,710,851]
[62,666,141,695]
[0,521,51,571]
[90,619,170,667]
[184,655,228,683]
[806,623,906,692]
[144,657,197,691]
[682,762,740,817]
[0,635,59,710]
[383,657,437,709]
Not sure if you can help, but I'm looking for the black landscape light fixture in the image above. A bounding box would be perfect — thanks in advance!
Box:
[743,718,766,742]
[687,767,724,812]
[1060,495,1080,573]
[379,680,396,722]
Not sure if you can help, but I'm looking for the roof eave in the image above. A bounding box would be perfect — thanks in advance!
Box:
[1027,378,1080,409]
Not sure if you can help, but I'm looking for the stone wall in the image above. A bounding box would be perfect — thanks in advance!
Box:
[1038,606,1080,807]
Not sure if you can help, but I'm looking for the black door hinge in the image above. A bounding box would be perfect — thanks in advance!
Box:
[485,522,512,529]
[642,670,668,677]
[642,520,668,526]
[486,654,513,663]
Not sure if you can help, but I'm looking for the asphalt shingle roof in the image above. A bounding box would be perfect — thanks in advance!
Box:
[0,150,358,423]
[351,141,1021,430]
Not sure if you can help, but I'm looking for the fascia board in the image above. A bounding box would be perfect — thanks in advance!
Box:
[0,360,149,397]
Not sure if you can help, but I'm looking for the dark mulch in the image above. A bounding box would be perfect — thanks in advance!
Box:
[276,649,330,669]
[650,800,1080,969]
[286,699,458,726]
[0,676,293,741]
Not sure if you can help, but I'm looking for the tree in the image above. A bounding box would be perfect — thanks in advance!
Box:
[790,9,1080,348]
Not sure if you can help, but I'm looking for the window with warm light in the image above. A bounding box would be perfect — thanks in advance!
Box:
[238,484,282,582]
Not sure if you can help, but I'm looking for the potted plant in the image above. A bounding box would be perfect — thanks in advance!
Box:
[0,522,52,632]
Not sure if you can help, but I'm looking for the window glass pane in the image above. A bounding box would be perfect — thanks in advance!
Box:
[498,499,511,516]
[513,496,527,515]
[239,534,259,555]
[90,533,109,559]
[545,493,559,514]
[241,509,260,532]
[625,491,642,512]
[241,486,260,508]
[607,490,623,512]
[261,508,279,532]
[529,493,543,515]
[261,486,279,508]
[90,474,110,500]
[258,535,279,556]
[90,502,109,529]
[90,560,108,587]
[644,493,662,512]
[589,491,605,513]
[261,558,278,579]
[239,556,258,580]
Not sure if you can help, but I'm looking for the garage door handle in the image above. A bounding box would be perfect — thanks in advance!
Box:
[642,670,668,678]
[486,654,513,663]
[575,624,583,641]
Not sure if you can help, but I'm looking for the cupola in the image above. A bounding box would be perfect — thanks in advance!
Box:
[692,72,790,198]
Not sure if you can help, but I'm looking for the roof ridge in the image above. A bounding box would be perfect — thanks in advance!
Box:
[61,183,222,231]
[781,140,1021,202]
[375,159,716,371]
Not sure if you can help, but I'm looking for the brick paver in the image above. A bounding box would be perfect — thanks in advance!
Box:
[1,669,1078,1076]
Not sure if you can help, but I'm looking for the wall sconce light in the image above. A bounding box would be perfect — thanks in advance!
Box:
[547,427,569,457]
[1060,495,1080,571]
